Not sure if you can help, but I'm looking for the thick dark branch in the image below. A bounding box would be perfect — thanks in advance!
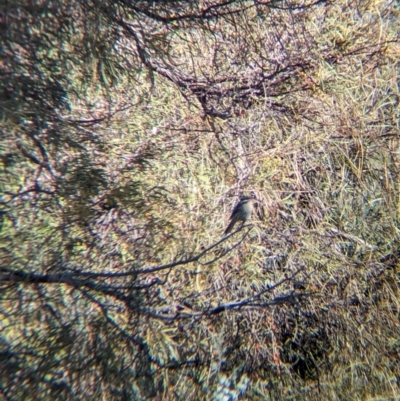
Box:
[143,267,311,320]
[145,292,315,321]
[0,226,251,285]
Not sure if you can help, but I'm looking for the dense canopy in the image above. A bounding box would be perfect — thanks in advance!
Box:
[1,0,400,399]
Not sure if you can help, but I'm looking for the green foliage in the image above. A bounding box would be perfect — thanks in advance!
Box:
[1,0,400,400]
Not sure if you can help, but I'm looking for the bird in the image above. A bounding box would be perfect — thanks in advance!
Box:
[224,196,256,235]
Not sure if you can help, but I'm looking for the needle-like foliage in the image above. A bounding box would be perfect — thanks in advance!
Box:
[1,1,399,400]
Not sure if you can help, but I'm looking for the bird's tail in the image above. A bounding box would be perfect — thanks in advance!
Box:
[224,220,236,235]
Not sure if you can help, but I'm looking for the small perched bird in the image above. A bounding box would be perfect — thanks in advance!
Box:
[224,196,256,235]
